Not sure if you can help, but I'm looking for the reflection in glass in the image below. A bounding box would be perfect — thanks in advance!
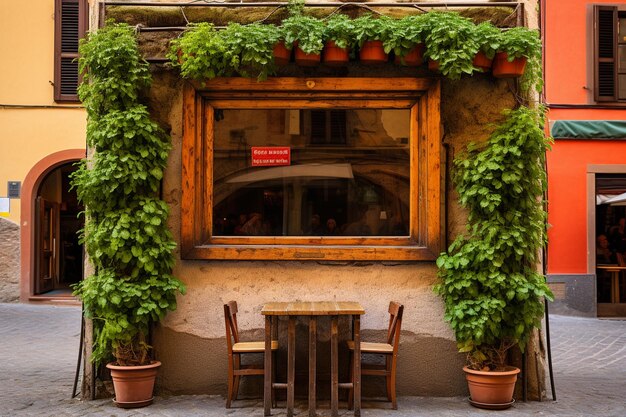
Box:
[213,109,411,237]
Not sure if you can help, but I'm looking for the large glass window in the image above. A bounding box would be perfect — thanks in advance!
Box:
[181,78,441,260]
[212,109,410,237]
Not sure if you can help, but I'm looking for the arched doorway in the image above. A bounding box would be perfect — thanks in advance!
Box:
[33,163,84,296]
[20,149,85,302]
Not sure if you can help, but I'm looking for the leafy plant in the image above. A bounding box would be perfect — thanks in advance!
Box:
[497,27,543,95]
[73,22,185,366]
[435,106,553,371]
[168,23,238,80]
[422,12,479,79]
[323,14,355,49]
[282,15,326,55]
[351,14,394,47]
[220,23,283,80]
[384,14,427,57]
[471,22,501,60]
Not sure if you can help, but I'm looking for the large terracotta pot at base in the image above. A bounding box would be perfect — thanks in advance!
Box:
[463,366,520,410]
[107,361,161,408]
[492,52,527,78]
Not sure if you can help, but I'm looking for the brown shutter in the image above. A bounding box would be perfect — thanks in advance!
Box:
[594,5,618,102]
[54,0,87,102]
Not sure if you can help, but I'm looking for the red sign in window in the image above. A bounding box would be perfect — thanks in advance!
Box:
[251,147,291,167]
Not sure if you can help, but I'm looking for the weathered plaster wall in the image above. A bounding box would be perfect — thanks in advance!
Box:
[99,0,542,399]
[141,68,516,397]
[0,218,20,302]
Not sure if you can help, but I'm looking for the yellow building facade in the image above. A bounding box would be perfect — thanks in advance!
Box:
[0,0,86,302]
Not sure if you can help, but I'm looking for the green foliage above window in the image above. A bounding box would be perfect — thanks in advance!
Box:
[421,12,479,79]
[168,10,542,94]
[72,22,185,366]
[435,106,553,370]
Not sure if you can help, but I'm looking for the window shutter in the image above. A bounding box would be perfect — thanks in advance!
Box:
[54,0,87,102]
[594,5,618,102]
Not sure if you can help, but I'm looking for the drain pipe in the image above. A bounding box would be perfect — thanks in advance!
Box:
[72,305,85,398]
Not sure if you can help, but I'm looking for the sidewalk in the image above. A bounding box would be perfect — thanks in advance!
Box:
[0,303,624,416]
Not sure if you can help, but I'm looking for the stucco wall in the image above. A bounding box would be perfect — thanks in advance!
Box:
[0,0,86,224]
[0,218,20,302]
[141,68,516,397]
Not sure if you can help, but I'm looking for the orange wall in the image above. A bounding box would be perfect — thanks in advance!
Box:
[544,0,626,274]
[547,137,626,274]
[544,0,625,104]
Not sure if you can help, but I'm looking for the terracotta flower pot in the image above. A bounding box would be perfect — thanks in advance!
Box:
[107,361,161,408]
[463,366,520,410]
[428,59,440,72]
[359,40,388,65]
[294,46,321,67]
[323,40,349,66]
[273,41,291,66]
[492,52,527,78]
[473,51,493,72]
[394,44,425,67]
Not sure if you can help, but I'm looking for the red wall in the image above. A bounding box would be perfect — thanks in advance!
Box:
[544,0,625,105]
[547,138,626,274]
[544,0,626,274]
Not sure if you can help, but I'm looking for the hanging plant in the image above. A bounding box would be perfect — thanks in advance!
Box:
[494,27,543,93]
[72,22,185,367]
[385,14,427,66]
[470,22,501,72]
[422,12,479,79]
[351,14,394,64]
[435,106,553,371]
[282,14,326,65]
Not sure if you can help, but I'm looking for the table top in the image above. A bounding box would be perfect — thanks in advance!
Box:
[597,265,626,271]
[261,301,365,316]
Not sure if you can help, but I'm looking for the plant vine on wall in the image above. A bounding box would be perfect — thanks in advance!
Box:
[72,22,185,366]
[435,106,554,370]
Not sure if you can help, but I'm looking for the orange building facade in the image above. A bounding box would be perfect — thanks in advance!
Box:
[544,0,626,316]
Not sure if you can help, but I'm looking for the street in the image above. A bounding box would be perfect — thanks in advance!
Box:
[0,303,624,416]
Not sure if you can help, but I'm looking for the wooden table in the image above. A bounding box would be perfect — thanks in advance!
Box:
[262,301,365,417]
[597,265,626,303]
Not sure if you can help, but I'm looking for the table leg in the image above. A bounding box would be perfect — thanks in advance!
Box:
[353,315,361,417]
[264,316,272,416]
[309,317,317,417]
[287,316,296,417]
[612,271,620,304]
[331,315,339,417]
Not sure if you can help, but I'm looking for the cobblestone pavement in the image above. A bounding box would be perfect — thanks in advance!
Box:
[1,303,625,417]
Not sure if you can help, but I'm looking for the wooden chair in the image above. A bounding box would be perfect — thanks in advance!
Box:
[347,301,404,410]
[224,301,278,408]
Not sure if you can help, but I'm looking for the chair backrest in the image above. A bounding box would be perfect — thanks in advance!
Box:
[224,301,239,352]
[386,301,404,347]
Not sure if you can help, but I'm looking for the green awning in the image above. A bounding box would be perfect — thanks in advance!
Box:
[551,120,626,139]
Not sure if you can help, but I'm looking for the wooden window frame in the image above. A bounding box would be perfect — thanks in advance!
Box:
[181,77,441,261]
[54,0,88,103]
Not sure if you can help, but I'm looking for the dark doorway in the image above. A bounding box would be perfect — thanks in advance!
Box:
[34,163,83,296]
[595,174,626,317]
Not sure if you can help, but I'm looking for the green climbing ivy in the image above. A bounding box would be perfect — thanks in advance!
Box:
[435,106,553,370]
[72,22,185,367]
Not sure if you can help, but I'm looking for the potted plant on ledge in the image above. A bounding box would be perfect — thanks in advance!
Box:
[435,106,553,410]
[282,14,325,66]
[352,14,394,65]
[323,14,354,66]
[73,22,186,408]
[492,27,541,78]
